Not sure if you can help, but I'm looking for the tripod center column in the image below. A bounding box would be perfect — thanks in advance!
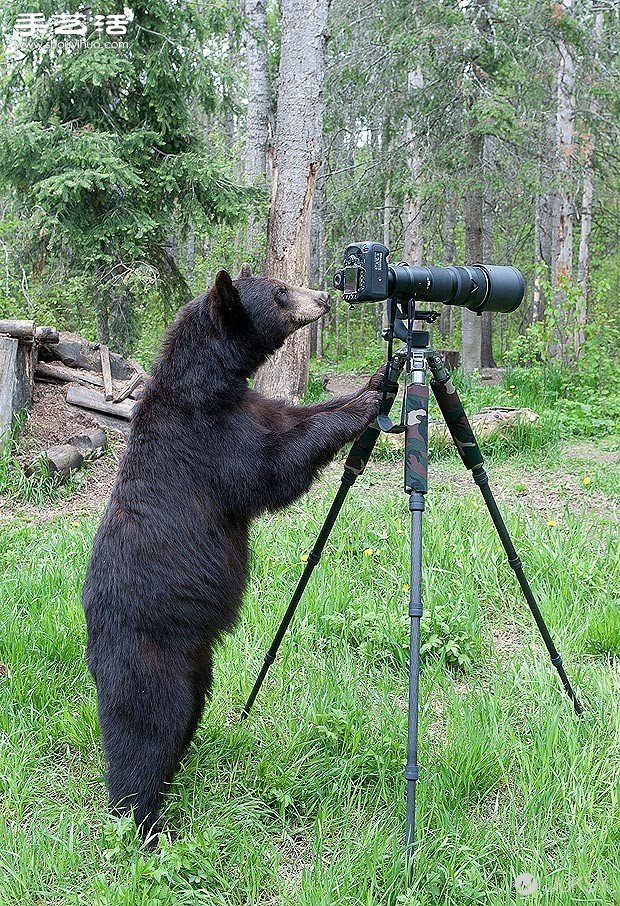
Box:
[403,349,429,856]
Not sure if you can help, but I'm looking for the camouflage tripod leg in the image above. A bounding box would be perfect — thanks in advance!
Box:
[241,354,405,720]
[426,352,582,715]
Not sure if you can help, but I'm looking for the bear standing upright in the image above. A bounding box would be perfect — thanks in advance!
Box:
[82,266,384,841]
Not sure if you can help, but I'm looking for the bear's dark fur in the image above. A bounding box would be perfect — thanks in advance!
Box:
[82,266,383,840]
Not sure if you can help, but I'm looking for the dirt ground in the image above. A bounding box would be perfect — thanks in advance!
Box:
[2,377,618,523]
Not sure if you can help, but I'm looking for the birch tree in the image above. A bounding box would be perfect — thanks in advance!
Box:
[576,8,604,357]
[403,67,424,267]
[550,0,576,361]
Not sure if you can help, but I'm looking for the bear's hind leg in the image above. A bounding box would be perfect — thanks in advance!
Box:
[181,660,213,754]
[98,669,196,842]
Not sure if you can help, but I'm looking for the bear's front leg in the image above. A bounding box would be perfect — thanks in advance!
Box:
[285,364,387,420]
[264,380,383,511]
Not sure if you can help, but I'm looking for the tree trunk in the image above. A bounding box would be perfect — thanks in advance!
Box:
[244,0,271,261]
[481,134,496,368]
[380,178,391,335]
[576,9,603,358]
[462,131,483,374]
[439,193,457,341]
[532,86,555,324]
[550,0,576,362]
[461,0,495,375]
[403,68,424,267]
[532,188,552,322]
[185,229,196,286]
[253,0,328,403]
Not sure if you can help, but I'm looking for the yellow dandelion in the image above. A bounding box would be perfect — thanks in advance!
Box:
[71,521,80,528]
[300,554,308,562]
[363,548,374,557]
[402,584,411,594]
[582,476,592,486]
[547,519,556,527]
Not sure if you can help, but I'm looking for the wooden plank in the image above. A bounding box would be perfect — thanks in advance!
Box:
[0,336,18,447]
[0,319,35,341]
[67,406,131,439]
[66,384,135,420]
[99,344,114,400]
[35,361,106,388]
[112,370,145,403]
[14,341,35,411]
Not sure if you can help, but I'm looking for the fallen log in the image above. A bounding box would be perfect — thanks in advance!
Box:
[34,326,59,344]
[25,444,84,479]
[429,406,539,446]
[35,361,106,389]
[0,319,35,341]
[39,333,132,380]
[66,384,135,419]
[67,429,108,456]
[99,345,114,400]
[381,407,539,449]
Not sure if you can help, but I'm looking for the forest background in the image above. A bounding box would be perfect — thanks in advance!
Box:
[0,0,619,418]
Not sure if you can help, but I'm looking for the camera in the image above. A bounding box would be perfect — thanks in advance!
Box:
[333,242,524,314]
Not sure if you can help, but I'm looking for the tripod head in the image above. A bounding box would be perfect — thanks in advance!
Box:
[377,298,437,434]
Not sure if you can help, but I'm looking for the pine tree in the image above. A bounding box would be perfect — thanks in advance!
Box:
[0,2,249,353]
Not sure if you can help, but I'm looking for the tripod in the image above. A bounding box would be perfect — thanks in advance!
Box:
[241,313,582,861]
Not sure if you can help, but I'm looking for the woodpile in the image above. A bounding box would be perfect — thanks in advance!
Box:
[1,318,146,480]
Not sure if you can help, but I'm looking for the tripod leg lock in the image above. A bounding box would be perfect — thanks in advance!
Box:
[409,495,425,513]
[472,466,489,486]
[263,652,276,666]
[404,764,419,781]
[307,550,321,567]
[507,554,522,571]
[551,654,563,667]
[409,600,423,618]
[341,469,357,488]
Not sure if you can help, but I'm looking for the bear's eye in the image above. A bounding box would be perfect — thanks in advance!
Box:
[274,288,288,307]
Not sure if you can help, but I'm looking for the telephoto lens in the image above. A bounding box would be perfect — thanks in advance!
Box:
[388,263,524,314]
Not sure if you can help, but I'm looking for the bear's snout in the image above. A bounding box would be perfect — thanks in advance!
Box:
[288,286,331,326]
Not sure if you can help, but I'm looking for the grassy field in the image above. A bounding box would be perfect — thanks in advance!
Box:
[0,440,619,905]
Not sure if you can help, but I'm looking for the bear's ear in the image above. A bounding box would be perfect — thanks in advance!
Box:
[209,270,246,329]
[237,262,253,279]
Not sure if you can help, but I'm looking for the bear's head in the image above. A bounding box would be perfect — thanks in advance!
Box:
[207,265,330,367]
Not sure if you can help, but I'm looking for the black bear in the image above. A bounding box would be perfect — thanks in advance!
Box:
[82,266,383,841]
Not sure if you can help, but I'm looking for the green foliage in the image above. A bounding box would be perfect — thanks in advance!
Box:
[0,1,252,352]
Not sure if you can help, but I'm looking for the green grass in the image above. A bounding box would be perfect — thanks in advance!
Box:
[1,460,619,904]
